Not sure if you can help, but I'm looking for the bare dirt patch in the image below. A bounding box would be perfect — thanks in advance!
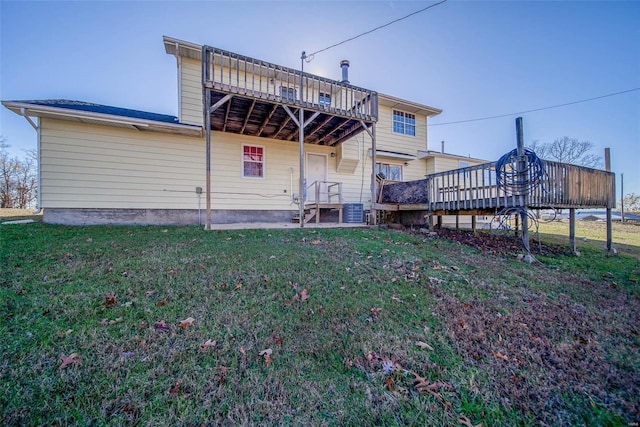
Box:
[428,281,640,424]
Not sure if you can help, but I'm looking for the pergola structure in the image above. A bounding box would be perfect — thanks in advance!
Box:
[200,45,379,229]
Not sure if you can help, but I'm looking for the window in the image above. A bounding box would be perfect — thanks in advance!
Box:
[243,145,264,178]
[392,110,416,136]
[319,92,331,107]
[280,86,297,102]
[458,161,470,180]
[376,162,403,181]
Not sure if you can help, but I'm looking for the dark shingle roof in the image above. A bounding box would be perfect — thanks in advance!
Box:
[14,99,180,124]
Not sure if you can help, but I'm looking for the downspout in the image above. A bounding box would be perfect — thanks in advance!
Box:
[19,108,42,214]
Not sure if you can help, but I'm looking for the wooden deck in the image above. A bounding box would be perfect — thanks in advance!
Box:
[202,46,378,146]
[377,160,615,215]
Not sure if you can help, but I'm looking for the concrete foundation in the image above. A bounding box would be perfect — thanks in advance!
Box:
[43,208,297,226]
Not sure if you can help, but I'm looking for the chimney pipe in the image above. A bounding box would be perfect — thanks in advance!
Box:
[441,141,445,154]
[340,60,350,84]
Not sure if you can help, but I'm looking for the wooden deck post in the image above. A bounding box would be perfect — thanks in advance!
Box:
[516,117,530,254]
[370,124,377,225]
[569,208,577,255]
[471,215,477,233]
[205,88,212,230]
[605,148,614,253]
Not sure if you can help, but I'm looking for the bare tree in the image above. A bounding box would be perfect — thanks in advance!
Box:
[529,137,603,168]
[0,137,38,209]
[620,192,640,213]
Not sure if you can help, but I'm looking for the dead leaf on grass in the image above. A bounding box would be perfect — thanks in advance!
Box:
[259,348,272,356]
[59,353,82,370]
[415,341,434,351]
[384,377,396,391]
[168,381,180,395]
[293,288,309,302]
[200,339,217,351]
[104,292,117,308]
[234,283,242,290]
[458,415,483,427]
[274,337,284,346]
[156,298,168,307]
[412,371,452,409]
[259,348,273,366]
[311,239,321,245]
[177,317,195,329]
[154,320,170,332]
[145,290,157,297]
[491,351,509,361]
[391,295,403,303]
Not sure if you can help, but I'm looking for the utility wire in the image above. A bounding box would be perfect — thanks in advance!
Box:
[307,0,448,60]
[429,87,640,126]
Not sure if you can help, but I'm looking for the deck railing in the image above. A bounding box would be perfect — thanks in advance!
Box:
[203,46,378,121]
[423,160,615,211]
[306,181,343,204]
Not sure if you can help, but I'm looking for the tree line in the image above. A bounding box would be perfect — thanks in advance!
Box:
[0,137,37,209]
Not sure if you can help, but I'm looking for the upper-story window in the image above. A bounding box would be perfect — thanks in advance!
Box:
[243,145,264,178]
[319,92,331,107]
[392,110,416,136]
[280,86,297,102]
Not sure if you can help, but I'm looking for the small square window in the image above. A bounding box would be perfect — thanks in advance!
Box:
[280,86,297,102]
[392,110,416,136]
[319,92,331,107]
[243,145,264,178]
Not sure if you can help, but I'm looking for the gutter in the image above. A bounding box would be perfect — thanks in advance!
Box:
[4,101,202,136]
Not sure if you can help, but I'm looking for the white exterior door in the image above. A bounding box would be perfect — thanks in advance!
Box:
[307,154,328,202]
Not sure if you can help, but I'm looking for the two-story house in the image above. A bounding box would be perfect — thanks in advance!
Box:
[2,36,488,226]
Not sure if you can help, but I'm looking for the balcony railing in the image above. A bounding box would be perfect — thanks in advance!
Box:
[203,46,378,122]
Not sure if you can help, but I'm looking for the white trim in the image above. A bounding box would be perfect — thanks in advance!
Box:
[391,109,417,137]
[368,149,417,161]
[2,101,202,136]
[306,153,329,203]
[241,143,266,179]
[176,47,182,123]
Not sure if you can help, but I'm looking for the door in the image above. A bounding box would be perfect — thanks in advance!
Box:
[307,154,328,202]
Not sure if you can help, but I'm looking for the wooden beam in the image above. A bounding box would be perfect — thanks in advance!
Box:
[273,113,295,139]
[209,94,232,114]
[305,115,334,139]
[257,104,278,136]
[240,99,256,134]
[316,118,352,146]
[569,208,577,255]
[222,99,231,132]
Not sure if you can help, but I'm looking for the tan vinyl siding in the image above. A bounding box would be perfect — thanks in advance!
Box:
[433,157,485,173]
[40,119,204,209]
[39,119,377,211]
[376,106,426,154]
[180,58,203,126]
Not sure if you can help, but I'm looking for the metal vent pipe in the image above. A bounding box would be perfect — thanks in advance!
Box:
[340,60,350,84]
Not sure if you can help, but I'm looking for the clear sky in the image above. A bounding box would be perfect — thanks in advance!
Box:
[1,0,639,196]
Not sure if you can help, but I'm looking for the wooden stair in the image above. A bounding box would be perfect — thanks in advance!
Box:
[291,204,343,224]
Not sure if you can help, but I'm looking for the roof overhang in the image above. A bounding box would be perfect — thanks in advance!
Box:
[418,150,488,163]
[369,149,418,161]
[164,36,202,61]
[2,101,203,137]
[379,93,442,117]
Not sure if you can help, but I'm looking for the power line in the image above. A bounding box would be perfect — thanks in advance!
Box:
[306,0,448,60]
[428,87,640,127]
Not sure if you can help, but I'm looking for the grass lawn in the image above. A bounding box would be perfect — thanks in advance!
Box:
[1,219,638,426]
